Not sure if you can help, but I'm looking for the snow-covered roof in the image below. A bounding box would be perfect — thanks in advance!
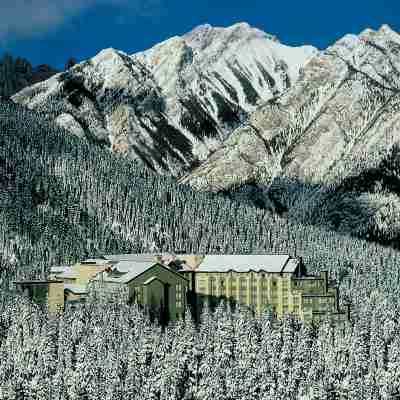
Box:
[143,276,161,285]
[92,260,158,284]
[181,255,299,273]
[55,272,78,279]
[103,254,158,262]
[50,265,71,273]
[13,280,63,284]
[112,260,154,273]
[53,266,78,279]
[64,284,88,294]
[81,258,111,265]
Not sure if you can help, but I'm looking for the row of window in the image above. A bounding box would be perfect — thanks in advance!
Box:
[198,281,281,290]
[303,297,334,305]
[202,278,280,285]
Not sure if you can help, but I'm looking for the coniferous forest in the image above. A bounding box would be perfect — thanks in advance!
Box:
[1,100,400,399]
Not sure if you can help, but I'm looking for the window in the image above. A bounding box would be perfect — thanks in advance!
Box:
[209,277,216,295]
[134,287,142,303]
[197,284,206,291]
[176,285,183,308]
[176,284,181,294]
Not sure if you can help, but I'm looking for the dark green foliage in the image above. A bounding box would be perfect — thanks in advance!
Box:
[255,60,277,90]
[58,72,97,106]
[0,53,59,98]
[136,113,194,168]
[227,62,259,105]
[212,71,240,103]
[210,91,241,127]
[180,95,220,138]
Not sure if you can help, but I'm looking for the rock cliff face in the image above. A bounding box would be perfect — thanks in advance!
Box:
[178,25,400,243]
[11,23,316,175]
[179,24,400,191]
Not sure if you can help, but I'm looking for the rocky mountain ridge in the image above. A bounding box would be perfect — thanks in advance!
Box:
[178,24,400,243]
[179,24,400,190]
[11,22,316,175]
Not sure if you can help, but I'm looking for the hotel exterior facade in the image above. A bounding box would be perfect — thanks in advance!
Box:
[177,255,350,325]
[13,254,350,326]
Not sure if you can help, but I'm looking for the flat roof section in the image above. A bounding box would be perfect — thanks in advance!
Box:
[103,254,158,262]
[189,255,297,273]
[13,280,64,284]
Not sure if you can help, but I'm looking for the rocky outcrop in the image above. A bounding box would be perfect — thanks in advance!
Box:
[178,24,400,242]
[179,24,400,191]
[11,23,316,175]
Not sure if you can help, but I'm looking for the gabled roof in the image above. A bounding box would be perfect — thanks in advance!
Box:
[92,261,188,284]
[178,254,298,273]
[112,261,153,274]
[143,276,162,285]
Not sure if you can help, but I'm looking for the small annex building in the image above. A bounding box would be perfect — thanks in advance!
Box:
[88,255,189,321]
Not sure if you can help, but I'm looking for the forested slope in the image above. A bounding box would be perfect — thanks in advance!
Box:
[1,97,400,399]
[0,288,399,399]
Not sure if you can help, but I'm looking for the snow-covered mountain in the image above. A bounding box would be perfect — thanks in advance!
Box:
[11,22,316,175]
[179,24,400,242]
[180,24,400,190]
[133,22,316,129]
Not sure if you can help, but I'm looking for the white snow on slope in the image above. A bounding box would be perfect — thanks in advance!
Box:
[133,22,318,123]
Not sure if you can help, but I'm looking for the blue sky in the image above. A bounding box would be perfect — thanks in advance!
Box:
[0,0,399,70]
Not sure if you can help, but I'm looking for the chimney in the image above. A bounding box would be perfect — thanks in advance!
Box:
[161,254,176,267]
[182,255,204,270]
[297,256,305,277]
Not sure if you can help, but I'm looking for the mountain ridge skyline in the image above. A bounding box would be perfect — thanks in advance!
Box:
[1,0,398,70]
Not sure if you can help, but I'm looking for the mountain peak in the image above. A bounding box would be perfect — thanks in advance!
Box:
[379,23,395,33]
[378,24,400,42]
[231,21,250,29]
[183,21,278,50]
